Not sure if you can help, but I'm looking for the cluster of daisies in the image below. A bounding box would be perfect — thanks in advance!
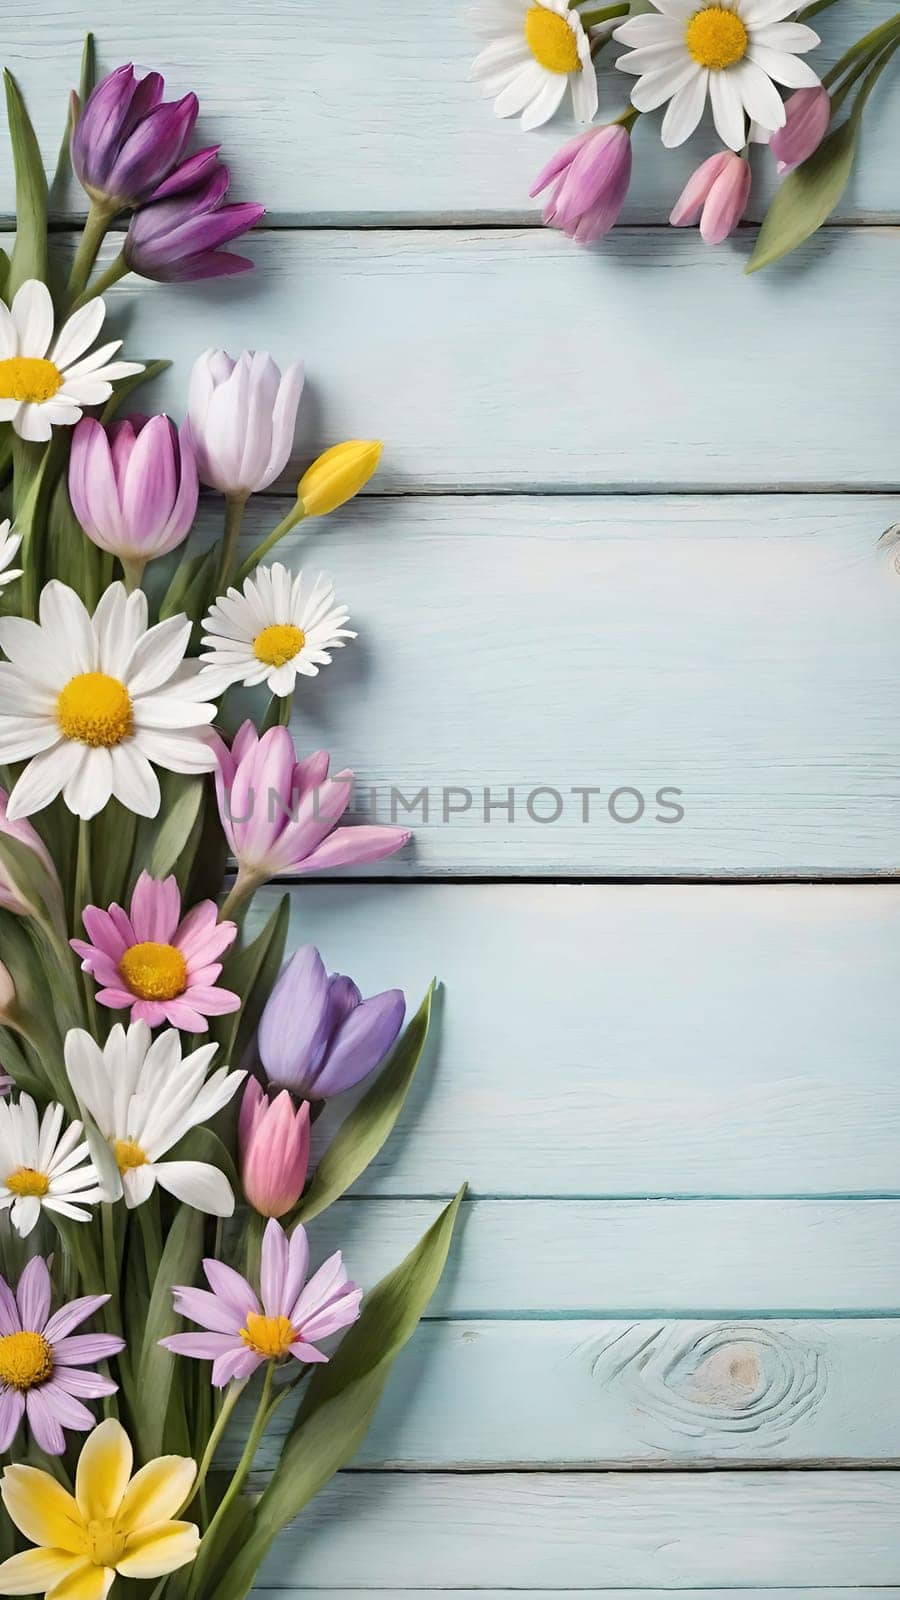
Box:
[470,0,829,246]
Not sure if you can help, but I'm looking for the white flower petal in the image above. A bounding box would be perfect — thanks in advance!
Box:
[709,66,747,148]
[494,61,546,118]
[51,298,106,371]
[15,403,53,442]
[11,280,54,359]
[153,1161,235,1217]
[631,57,700,113]
[0,300,17,359]
[732,56,788,129]
[660,66,710,145]
[746,43,820,86]
[7,742,80,818]
[613,13,683,45]
[109,743,160,816]
[63,745,114,820]
[521,72,569,129]
[751,21,820,51]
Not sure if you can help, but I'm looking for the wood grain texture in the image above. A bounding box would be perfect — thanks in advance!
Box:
[2,0,898,224]
[252,883,900,1196]
[217,496,900,876]
[258,1593,900,1599]
[40,231,900,493]
[255,1471,900,1587]
[308,1199,900,1316]
[226,1318,900,1469]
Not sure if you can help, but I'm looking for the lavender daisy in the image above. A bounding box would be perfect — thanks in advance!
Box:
[0,1256,123,1455]
[161,1217,361,1387]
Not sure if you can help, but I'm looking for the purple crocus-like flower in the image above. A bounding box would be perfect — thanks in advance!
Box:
[213,721,410,888]
[0,1256,123,1455]
[670,151,752,246]
[161,1217,362,1385]
[69,414,199,578]
[531,123,633,244]
[259,945,405,1099]
[769,86,831,174]
[123,157,265,283]
[72,64,199,209]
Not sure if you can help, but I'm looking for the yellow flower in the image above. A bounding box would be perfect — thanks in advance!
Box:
[0,1418,198,1600]
[297,440,382,517]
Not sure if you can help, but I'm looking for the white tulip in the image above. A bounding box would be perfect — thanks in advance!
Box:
[186,348,304,498]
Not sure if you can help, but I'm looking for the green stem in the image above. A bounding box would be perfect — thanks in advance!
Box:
[136,1193,163,1284]
[848,33,900,120]
[218,868,263,925]
[218,495,249,590]
[234,504,305,586]
[69,250,131,313]
[188,1364,281,1600]
[276,691,294,728]
[189,1378,248,1526]
[120,555,147,594]
[616,105,641,132]
[65,201,119,306]
[75,819,100,1034]
[578,1,629,23]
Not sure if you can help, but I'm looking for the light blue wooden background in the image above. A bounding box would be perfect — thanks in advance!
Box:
[4,0,900,1590]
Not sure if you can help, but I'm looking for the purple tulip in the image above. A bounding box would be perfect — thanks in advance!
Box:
[123,157,265,283]
[258,945,405,1099]
[69,414,199,578]
[531,123,632,244]
[769,87,831,175]
[670,151,752,245]
[72,64,199,208]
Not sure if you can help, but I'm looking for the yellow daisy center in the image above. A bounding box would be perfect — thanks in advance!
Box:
[5,1166,49,1198]
[685,5,748,68]
[0,1330,53,1389]
[524,5,580,72]
[85,1520,127,1569]
[253,623,306,668]
[57,672,133,748]
[113,1138,148,1174]
[118,941,188,1001]
[0,356,62,404]
[239,1312,295,1359]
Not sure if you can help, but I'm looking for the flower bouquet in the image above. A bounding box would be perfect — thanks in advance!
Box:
[0,42,463,1600]
[469,0,899,265]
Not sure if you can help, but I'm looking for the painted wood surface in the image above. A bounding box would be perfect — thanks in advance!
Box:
[261,1593,900,1599]
[225,1318,900,1469]
[255,1471,900,1587]
[309,1198,900,1315]
[81,230,900,493]
[3,0,898,224]
[215,498,900,876]
[256,884,900,1196]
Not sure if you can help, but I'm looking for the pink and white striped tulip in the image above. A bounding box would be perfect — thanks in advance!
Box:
[670,151,752,246]
[239,1079,310,1218]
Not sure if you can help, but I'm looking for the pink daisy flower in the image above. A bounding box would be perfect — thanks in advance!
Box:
[71,870,240,1033]
[160,1216,362,1387]
[0,1256,123,1455]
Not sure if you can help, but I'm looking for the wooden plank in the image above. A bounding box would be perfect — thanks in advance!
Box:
[77,231,900,493]
[217,496,900,875]
[251,883,900,1198]
[3,0,898,224]
[307,1199,900,1316]
[256,1471,900,1587]
[256,1594,900,1599]
[227,1318,900,1470]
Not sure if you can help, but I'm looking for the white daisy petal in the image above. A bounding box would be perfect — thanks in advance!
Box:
[660,67,710,146]
[632,58,701,114]
[709,66,747,148]
[752,21,820,51]
[741,0,805,24]
[613,13,683,45]
[471,36,533,78]
[732,57,789,130]
[63,746,114,820]
[746,43,820,86]
[11,280,54,358]
[16,403,53,442]
[50,298,106,370]
[0,301,17,359]
[521,72,569,129]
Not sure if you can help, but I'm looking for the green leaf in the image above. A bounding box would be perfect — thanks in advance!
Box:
[295,982,437,1224]
[4,70,49,295]
[91,799,137,909]
[213,893,290,1062]
[50,33,95,202]
[146,775,205,881]
[746,118,858,273]
[45,469,103,606]
[136,1203,205,1462]
[160,542,219,624]
[209,1187,466,1600]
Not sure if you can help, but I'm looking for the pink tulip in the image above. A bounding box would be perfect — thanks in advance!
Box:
[769,87,831,174]
[69,414,198,583]
[213,720,410,891]
[670,151,752,245]
[239,1079,310,1218]
[531,124,632,244]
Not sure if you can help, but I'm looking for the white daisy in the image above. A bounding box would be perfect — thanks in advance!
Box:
[200,563,356,697]
[0,280,144,442]
[64,1022,244,1217]
[0,579,218,822]
[0,523,22,590]
[471,0,599,130]
[0,1094,104,1237]
[613,0,820,150]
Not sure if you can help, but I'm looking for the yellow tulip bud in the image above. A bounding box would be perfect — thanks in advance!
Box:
[297,440,382,518]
